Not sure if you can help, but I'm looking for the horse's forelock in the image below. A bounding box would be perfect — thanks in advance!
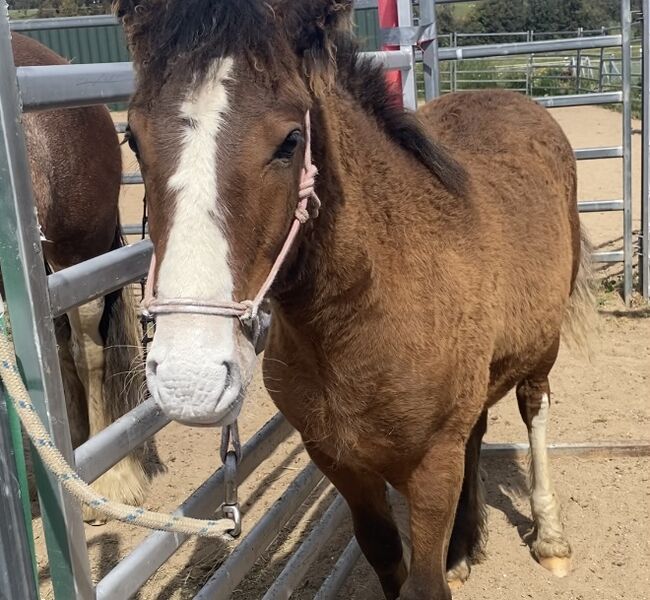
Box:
[118,0,283,87]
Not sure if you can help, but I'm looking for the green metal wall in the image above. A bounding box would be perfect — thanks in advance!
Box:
[19,8,380,65]
[355,8,381,52]
[21,25,129,64]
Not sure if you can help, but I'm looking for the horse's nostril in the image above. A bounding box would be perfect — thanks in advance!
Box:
[223,361,234,390]
[146,357,159,380]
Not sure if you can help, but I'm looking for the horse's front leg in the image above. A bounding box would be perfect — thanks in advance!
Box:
[306,444,407,600]
[395,432,467,600]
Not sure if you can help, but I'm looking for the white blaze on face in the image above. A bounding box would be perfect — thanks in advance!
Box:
[147,57,255,426]
[157,57,234,301]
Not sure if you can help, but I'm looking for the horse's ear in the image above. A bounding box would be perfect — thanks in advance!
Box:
[281,0,354,82]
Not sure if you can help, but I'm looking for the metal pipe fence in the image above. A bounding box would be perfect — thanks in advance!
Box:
[1,1,649,599]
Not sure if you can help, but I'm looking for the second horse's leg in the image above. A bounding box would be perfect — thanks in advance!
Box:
[68,297,147,523]
[446,411,488,590]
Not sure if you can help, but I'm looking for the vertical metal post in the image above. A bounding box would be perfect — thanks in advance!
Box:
[452,31,458,93]
[643,0,650,298]
[576,26,583,93]
[599,27,606,93]
[621,0,634,303]
[527,30,533,96]
[0,4,93,599]
[420,0,440,100]
[396,0,417,109]
[0,380,39,600]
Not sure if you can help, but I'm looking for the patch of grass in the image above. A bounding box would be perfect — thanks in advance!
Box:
[9,9,38,19]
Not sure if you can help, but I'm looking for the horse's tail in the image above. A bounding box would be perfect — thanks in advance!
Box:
[562,226,597,355]
[100,224,146,424]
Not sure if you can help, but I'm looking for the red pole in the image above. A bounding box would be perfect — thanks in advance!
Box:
[378,0,403,107]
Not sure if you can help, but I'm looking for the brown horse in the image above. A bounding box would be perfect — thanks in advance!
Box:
[116,1,592,597]
[6,33,152,523]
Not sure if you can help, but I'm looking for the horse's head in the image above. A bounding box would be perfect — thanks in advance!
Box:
[116,0,352,425]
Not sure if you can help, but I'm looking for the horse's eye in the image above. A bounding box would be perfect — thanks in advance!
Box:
[273,129,302,162]
[123,126,140,158]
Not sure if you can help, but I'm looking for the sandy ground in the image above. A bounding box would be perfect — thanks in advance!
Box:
[31,105,650,600]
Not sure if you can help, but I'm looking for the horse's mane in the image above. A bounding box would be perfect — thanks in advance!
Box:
[333,33,468,198]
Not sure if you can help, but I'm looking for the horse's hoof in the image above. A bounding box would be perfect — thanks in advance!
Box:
[446,558,471,591]
[83,506,108,526]
[538,556,571,578]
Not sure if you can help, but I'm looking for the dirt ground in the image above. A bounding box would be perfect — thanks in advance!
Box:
[32,105,650,600]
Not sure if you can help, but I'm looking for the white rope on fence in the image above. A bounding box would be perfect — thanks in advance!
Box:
[0,303,235,539]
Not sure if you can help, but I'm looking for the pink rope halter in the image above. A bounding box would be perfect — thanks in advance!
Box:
[142,111,320,324]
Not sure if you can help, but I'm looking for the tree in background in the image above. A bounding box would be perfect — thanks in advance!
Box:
[461,0,641,35]
[60,0,79,16]
[463,0,528,34]
[436,6,458,35]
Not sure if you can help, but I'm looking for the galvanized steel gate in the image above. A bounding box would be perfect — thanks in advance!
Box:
[0,1,648,599]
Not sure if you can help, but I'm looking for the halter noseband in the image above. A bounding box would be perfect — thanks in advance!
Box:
[142,111,320,326]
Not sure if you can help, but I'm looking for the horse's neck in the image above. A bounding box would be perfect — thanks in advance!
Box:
[274,91,414,325]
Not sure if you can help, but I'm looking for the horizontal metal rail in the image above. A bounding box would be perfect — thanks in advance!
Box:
[578,199,625,212]
[122,224,147,237]
[313,538,363,600]
[483,441,650,459]
[122,172,142,185]
[18,51,411,112]
[75,399,169,484]
[9,14,117,31]
[47,239,152,317]
[122,223,149,236]
[592,251,626,263]
[439,35,622,61]
[262,494,348,600]
[17,63,135,112]
[536,91,622,107]
[575,146,624,160]
[95,413,294,600]
[194,463,325,600]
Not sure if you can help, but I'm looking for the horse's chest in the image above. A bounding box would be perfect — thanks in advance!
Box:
[268,371,437,471]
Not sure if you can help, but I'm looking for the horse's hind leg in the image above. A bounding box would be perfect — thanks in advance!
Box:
[68,296,147,524]
[446,411,488,590]
[517,358,572,577]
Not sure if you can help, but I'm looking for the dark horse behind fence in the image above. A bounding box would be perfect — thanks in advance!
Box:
[115,1,593,598]
[3,33,154,523]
